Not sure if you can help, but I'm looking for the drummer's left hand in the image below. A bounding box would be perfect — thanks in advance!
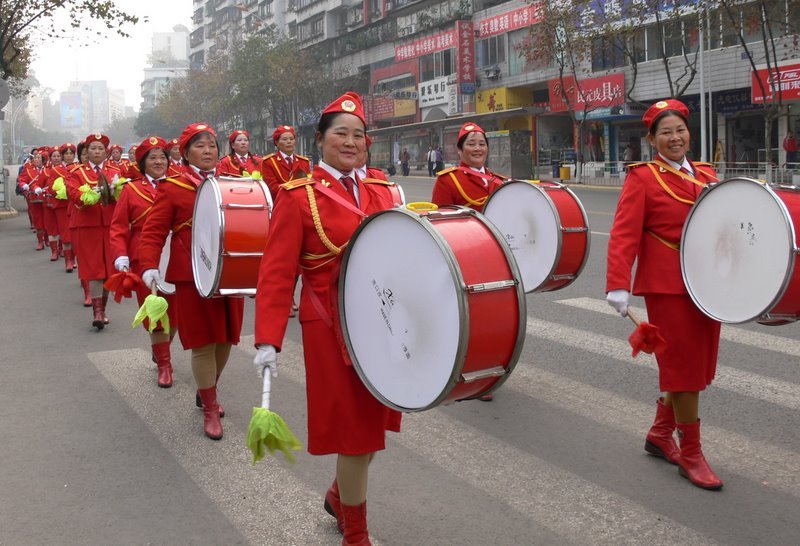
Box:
[254,345,278,379]
[606,289,629,317]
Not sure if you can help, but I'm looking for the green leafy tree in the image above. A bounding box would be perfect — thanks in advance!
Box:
[0,1,140,95]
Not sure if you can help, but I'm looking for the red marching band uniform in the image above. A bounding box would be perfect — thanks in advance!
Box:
[216,129,261,178]
[65,133,122,328]
[260,125,311,199]
[43,144,79,269]
[17,151,48,249]
[109,136,180,388]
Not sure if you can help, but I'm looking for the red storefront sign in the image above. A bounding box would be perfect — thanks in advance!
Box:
[548,73,624,112]
[476,2,543,39]
[751,62,800,103]
[395,29,456,61]
[456,20,475,91]
[372,96,394,120]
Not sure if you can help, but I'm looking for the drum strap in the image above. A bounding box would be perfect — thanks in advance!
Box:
[269,156,291,184]
[647,164,696,206]
[449,172,486,207]
[307,287,333,329]
[173,219,192,233]
[646,229,679,251]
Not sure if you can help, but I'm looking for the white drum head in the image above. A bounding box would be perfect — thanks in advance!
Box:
[191,179,223,298]
[156,232,176,295]
[682,178,795,323]
[341,210,462,411]
[483,181,559,292]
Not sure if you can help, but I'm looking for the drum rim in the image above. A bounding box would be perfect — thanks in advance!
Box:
[338,206,467,412]
[680,177,797,323]
[156,232,176,295]
[191,177,225,298]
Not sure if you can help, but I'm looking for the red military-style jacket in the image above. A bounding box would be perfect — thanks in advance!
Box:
[260,152,311,199]
[44,162,77,210]
[138,166,202,283]
[17,162,46,201]
[65,162,123,227]
[606,158,719,295]
[255,165,395,350]
[217,153,261,178]
[110,176,161,265]
[431,163,506,212]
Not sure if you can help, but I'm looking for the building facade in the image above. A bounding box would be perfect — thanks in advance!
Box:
[141,25,191,111]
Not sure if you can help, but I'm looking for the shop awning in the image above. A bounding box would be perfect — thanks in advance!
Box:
[368,106,544,136]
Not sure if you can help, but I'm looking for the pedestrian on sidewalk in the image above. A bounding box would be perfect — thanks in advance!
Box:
[783,129,797,165]
[400,147,410,176]
[426,145,436,176]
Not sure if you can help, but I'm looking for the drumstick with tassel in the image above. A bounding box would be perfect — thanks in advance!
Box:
[627,308,667,357]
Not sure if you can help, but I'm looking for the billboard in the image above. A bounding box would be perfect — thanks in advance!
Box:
[60,93,82,128]
[751,62,800,104]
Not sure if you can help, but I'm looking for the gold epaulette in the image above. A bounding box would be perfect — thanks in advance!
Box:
[281,177,315,190]
[694,162,714,167]
[296,154,309,161]
[362,177,391,185]
[436,166,457,176]
[262,152,276,160]
[166,177,196,191]
[626,162,650,170]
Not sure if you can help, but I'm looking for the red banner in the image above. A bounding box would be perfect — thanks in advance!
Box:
[751,62,800,103]
[476,2,543,39]
[456,20,475,89]
[548,73,624,112]
[395,29,456,61]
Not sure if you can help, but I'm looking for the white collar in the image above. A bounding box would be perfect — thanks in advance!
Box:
[658,154,692,175]
[319,160,356,183]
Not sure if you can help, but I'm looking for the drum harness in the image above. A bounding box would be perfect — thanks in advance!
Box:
[447,168,504,208]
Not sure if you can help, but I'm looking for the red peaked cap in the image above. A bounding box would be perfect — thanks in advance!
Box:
[458,122,486,142]
[109,144,123,153]
[178,123,217,157]
[322,92,366,126]
[135,136,168,165]
[165,138,179,152]
[642,99,689,129]
[84,133,110,148]
[272,125,295,144]
[229,129,250,148]
[59,142,77,154]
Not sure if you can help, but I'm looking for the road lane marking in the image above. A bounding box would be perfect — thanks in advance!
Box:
[88,348,347,546]
[240,337,713,545]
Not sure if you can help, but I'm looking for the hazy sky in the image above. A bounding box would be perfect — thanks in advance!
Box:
[29,1,193,111]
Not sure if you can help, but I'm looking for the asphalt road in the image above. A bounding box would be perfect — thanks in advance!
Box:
[1,178,798,545]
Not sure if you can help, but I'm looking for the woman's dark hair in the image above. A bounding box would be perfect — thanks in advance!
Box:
[76,142,86,161]
[317,112,366,136]
[183,131,218,162]
[137,146,167,173]
[457,131,489,150]
[648,110,688,135]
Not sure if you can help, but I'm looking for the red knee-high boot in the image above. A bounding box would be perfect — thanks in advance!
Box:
[64,249,75,272]
[197,386,223,440]
[101,290,110,324]
[91,298,104,330]
[152,341,173,388]
[324,479,344,534]
[676,420,723,490]
[82,280,92,307]
[341,501,371,546]
[48,241,59,261]
[35,230,45,250]
[644,398,680,464]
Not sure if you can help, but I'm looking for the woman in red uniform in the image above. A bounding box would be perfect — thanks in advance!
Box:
[260,125,310,199]
[17,150,48,250]
[431,122,505,211]
[66,133,123,328]
[43,144,78,267]
[254,93,399,546]
[606,99,723,490]
[110,136,179,388]
[108,144,124,168]
[216,129,261,178]
[138,123,244,441]
[165,138,183,176]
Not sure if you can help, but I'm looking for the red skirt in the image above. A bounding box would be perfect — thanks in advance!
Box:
[173,281,243,350]
[73,225,113,280]
[644,294,721,392]
[29,201,45,229]
[301,319,401,456]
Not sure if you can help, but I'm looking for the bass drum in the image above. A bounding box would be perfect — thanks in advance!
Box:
[681,177,800,325]
[483,180,590,293]
[156,232,176,295]
[338,205,526,412]
[192,176,272,297]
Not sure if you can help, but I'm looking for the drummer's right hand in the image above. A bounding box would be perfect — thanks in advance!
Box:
[22,183,29,191]
[254,345,278,379]
[114,256,130,272]
[142,269,160,289]
[606,289,630,317]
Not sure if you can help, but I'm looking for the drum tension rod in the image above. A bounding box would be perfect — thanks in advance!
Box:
[466,279,517,293]
[561,226,588,233]
[462,366,506,383]
[223,203,266,209]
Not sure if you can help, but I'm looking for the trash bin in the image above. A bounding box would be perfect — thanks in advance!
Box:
[552,160,561,178]
[559,166,571,180]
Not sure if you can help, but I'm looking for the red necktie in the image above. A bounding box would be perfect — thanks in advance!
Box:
[94,165,101,174]
[286,156,293,169]
[341,176,358,206]
[200,170,214,179]
[679,166,692,176]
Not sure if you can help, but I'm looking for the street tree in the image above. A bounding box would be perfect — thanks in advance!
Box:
[0,1,139,95]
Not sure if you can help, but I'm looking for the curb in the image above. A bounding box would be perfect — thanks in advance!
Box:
[0,207,19,219]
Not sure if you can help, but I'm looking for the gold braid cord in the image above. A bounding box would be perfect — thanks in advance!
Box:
[306,185,345,257]
[449,171,486,207]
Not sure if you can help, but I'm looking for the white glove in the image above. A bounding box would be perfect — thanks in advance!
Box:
[254,345,278,379]
[34,187,43,195]
[142,268,161,289]
[607,289,630,317]
[22,183,29,191]
[93,186,103,194]
[114,256,130,271]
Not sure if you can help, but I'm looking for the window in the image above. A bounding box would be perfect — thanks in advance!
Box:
[419,49,454,81]
[591,35,626,71]
[476,35,506,68]
[663,20,683,57]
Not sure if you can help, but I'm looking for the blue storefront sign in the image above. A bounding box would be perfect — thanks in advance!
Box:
[682,88,760,116]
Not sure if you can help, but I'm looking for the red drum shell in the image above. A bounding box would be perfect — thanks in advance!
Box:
[338,206,526,412]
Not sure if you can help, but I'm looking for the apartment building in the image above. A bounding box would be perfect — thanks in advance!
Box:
[190,0,800,176]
